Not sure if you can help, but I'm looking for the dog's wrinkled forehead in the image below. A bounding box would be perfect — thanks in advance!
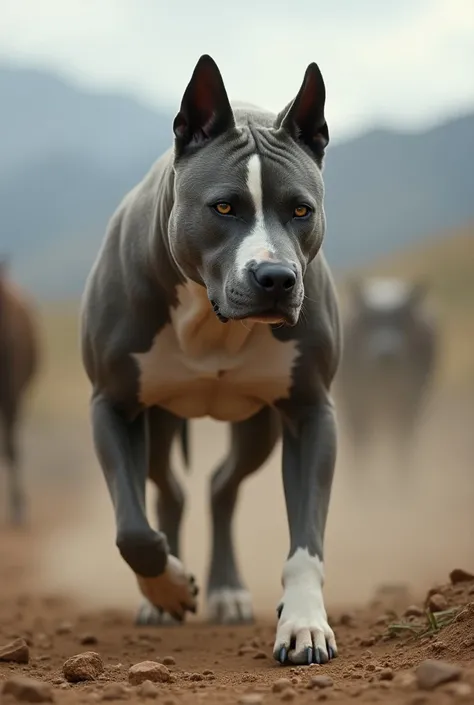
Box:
[174,123,323,209]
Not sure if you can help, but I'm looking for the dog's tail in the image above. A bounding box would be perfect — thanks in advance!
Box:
[179,419,191,472]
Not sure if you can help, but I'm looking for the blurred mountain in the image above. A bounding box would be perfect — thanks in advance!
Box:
[1,64,473,297]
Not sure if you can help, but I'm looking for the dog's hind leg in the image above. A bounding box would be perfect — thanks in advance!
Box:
[137,405,189,626]
[206,406,279,624]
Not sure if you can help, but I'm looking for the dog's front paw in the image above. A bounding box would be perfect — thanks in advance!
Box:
[272,550,337,666]
[135,599,183,627]
[273,598,337,665]
[136,555,198,622]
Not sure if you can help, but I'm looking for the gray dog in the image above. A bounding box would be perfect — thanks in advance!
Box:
[337,276,438,476]
[80,54,341,667]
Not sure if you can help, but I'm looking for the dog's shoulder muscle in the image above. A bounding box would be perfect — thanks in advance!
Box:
[80,148,176,408]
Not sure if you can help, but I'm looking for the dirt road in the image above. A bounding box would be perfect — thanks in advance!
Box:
[0,390,473,703]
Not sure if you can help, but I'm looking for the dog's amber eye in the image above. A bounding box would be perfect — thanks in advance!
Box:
[214,202,232,216]
[294,205,310,218]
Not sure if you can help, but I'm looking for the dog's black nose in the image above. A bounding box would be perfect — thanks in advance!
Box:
[251,263,296,295]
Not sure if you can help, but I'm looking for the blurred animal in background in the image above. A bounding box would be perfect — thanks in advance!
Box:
[336,276,438,479]
[0,258,40,526]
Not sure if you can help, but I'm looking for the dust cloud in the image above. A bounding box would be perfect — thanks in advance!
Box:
[33,389,473,618]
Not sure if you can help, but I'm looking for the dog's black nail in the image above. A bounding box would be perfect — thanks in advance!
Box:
[318,646,329,664]
[306,647,313,665]
[279,647,287,664]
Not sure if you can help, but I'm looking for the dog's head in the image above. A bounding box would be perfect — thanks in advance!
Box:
[168,55,329,326]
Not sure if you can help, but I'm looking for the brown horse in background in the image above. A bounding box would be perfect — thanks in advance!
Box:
[0,260,40,526]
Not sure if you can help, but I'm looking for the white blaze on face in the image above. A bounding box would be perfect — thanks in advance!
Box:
[235,153,274,281]
[362,277,411,311]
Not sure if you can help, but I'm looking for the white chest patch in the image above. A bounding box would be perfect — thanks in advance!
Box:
[132,280,299,422]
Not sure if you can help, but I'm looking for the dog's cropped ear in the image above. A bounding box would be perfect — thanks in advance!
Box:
[277,62,329,165]
[173,54,235,156]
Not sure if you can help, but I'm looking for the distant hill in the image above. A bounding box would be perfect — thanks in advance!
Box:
[1,64,473,297]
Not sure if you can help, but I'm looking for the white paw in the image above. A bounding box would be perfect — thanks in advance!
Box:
[135,600,182,627]
[206,588,254,624]
[136,555,198,622]
[272,549,337,666]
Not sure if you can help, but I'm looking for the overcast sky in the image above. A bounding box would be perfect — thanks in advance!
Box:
[1,0,473,140]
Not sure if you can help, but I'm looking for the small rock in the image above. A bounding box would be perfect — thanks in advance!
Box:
[137,680,159,699]
[128,661,171,686]
[360,636,375,647]
[427,593,448,613]
[280,689,296,702]
[161,656,175,666]
[101,683,129,701]
[339,612,355,627]
[63,651,104,682]
[272,679,292,693]
[80,634,98,646]
[449,568,474,584]
[309,675,333,689]
[415,659,462,690]
[0,638,30,664]
[238,695,263,705]
[430,640,446,652]
[379,668,394,681]
[253,651,267,660]
[55,621,73,635]
[395,672,416,689]
[238,646,257,656]
[444,682,472,699]
[2,676,53,703]
[189,673,204,682]
[404,605,424,618]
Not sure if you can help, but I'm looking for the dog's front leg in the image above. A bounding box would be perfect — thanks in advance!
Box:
[273,396,338,666]
[91,394,197,621]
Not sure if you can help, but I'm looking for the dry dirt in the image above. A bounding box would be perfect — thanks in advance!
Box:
[0,389,473,704]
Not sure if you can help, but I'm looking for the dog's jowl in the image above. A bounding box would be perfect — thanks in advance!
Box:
[80,54,342,666]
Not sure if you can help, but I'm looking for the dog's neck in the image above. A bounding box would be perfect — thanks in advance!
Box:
[169,279,256,360]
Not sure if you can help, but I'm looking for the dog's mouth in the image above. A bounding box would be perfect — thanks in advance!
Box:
[210,299,300,327]
[210,299,230,323]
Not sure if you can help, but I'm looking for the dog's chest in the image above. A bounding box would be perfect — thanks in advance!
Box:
[132,283,299,422]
